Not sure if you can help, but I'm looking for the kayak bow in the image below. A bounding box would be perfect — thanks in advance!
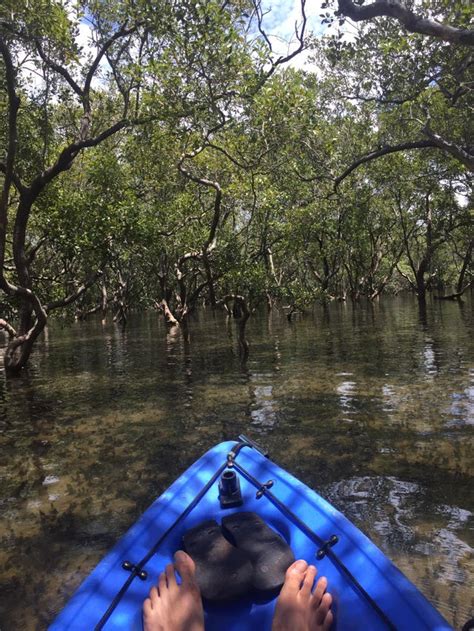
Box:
[50,437,453,631]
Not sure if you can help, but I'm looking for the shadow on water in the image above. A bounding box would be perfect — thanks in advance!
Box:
[0,295,473,629]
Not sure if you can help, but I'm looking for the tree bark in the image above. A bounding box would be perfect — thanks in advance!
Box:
[455,240,473,295]
[0,24,138,373]
[435,240,473,300]
[223,295,250,359]
[337,0,474,46]
[0,319,17,338]
[101,282,108,324]
[335,138,474,190]
[157,298,179,327]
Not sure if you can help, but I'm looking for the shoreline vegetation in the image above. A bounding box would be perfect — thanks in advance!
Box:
[0,0,472,374]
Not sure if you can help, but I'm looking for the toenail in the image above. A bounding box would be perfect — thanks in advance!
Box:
[174,550,186,563]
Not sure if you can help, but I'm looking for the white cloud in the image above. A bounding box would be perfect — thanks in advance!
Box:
[259,0,325,70]
[259,0,358,70]
[77,20,95,57]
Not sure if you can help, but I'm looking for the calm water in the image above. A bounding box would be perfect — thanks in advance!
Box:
[0,296,473,630]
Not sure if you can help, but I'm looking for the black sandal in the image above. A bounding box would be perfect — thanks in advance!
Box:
[182,519,253,601]
[221,512,295,591]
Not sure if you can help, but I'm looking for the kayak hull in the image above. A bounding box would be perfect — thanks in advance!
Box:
[50,440,452,630]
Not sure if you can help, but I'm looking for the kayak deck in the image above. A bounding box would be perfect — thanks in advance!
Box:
[50,439,452,630]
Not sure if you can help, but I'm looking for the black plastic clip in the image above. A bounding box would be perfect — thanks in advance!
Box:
[315,535,339,560]
[122,560,148,581]
[256,479,274,499]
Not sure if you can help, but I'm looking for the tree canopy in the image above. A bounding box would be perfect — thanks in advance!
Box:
[0,0,472,372]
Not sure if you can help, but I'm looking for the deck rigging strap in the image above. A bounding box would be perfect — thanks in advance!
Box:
[232,458,397,631]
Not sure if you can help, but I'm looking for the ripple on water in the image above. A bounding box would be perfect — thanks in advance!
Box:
[42,475,60,486]
[323,474,473,624]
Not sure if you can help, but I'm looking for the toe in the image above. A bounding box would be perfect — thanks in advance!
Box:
[312,576,328,606]
[174,550,196,585]
[158,570,167,593]
[143,597,153,615]
[280,559,309,595]
[315,592,333,626]
[149,585,159,606]
[165,563,177,588]
[300,564,317,597]
[323,609,334,630]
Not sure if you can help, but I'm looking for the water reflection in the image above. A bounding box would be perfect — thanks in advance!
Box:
[336,376,358,422]
[422,338,437,378]
[250,382,278,430]
[445,370,474,428]
[0,296,473,629]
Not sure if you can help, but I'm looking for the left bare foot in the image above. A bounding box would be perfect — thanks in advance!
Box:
[143,550,205,631]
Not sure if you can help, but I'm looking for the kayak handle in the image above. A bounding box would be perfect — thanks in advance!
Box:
[237,434,269,457]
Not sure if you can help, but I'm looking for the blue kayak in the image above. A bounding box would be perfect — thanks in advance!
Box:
[50,437,452,630]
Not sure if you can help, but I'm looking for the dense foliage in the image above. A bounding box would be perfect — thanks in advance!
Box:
[0,0,472,371]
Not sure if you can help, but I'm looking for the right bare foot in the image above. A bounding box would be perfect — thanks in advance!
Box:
[272,560,333,631]
[143,550,205,631]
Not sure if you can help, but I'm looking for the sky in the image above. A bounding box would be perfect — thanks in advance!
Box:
[22,0,342,94]
[258,0,326,69]
[74,0,332,73]
[255,0,359,70]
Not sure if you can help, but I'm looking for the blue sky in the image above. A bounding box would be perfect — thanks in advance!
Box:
[261,0,324,37]
[259,0,328,69]
[73,0,331,75]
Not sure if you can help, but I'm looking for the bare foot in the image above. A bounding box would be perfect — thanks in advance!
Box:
[272,560,333,631]
[143,550,205,631]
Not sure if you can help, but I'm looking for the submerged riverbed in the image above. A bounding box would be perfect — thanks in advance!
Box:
[0,296,473,629]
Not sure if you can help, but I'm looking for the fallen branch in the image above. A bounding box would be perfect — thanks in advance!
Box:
[0,318,17,338]
[434,282,472,300]
[154,299,179,327]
